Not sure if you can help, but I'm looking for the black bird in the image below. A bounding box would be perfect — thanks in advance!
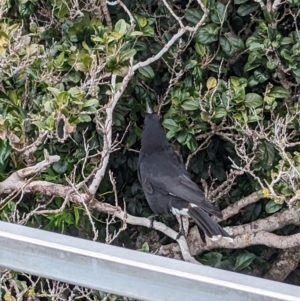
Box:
[138,102,229,241]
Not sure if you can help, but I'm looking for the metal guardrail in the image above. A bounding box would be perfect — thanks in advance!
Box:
[0,221,300,301]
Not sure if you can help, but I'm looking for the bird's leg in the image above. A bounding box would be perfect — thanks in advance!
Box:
[148,214,158,229]
[176,215,185,240]
[176,215,189,240]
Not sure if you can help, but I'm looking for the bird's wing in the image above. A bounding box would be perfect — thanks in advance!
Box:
[137,154,154,195]
[146,173,221,217]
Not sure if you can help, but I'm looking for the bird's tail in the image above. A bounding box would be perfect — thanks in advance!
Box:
[188,206,229,239]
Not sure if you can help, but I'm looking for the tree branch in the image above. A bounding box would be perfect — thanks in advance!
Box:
[187,206,299,255]
[0,150,60,195]
[230,208,299,236]
[214,191,262,222]
[188,230,300,255]
[264,247,300,282]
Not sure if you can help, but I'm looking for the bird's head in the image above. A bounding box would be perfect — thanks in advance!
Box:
[144,99,161,124]
[146,99,153,114]
[141,101,169,152]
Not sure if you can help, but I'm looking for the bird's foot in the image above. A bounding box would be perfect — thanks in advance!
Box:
[176,228,185,240]
[148,214,158,229]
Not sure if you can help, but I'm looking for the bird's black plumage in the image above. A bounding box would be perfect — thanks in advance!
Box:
[138,109,229,240]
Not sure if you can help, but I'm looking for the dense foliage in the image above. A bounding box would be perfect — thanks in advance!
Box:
[1,0,300,299]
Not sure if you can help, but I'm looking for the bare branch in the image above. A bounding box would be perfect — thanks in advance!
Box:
[161,0,184,28]
[188,230,300,255]
[215,191,262,222]
[88,68,134,195]
[272,0,284,12]
[0,149,60,195]
[107,0,135,26]
[100,0,112,28]
[188,207,299,255]
[230,208,299,236]
[264,247,300,281]
[253,0,265,9]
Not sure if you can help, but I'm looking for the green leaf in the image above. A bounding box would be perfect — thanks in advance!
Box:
[200,252,223,266]
[230,77,241,87]
[176,130,188,144]
[281,49,292,61]
[136,15,147,28]
[139,242,149,252]
[74,207,80,226]
[55,51,64,67]
[213,107,227,119]
[57,91,68,104]
[126,130,137,147]
[68,87,82,98]
[184,8,204,25]
[293,68,300,77]
[8,90,19,106]
[138,65,154,79]
[46,114,55,129]
[232,85,245,102]
[248,115,263,123]
[0,139,12,165]
[220,34,245,56]
[56,4,68,18]
[220,36,233,56]
[192,66,203,80]
[142,26,155,37]
[249,42,263,51]
[266,57,279,70]
[281,37,294,45]
[237,2,259,16]
[268,86,290,98]
[195,43,206,56]
[253,70,269,83]
[130,31,144,37]
[211,3,226,24]
[187,136,197,151]
[195,24,219,45]
[184,60,197,70]
[245,93,263,108]
[243,51,261,71]
[120,49,136,62]
[181,100,199,110]
[77,114,92,123]
[207,63,227,73]
[166,130,177,140]
[234,252,256,271]
[52,160,68,174]
[65,71,81,83]
[162,119,180,131]
[65,213,75,225]
[265,201,282,214]
[32,121,48,129]
[206,77,217,89]
[83,98,99,108]
[114,19,127,35]
[47,87,61,97]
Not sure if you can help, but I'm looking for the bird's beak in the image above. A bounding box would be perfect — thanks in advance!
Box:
[146,100,153,114]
